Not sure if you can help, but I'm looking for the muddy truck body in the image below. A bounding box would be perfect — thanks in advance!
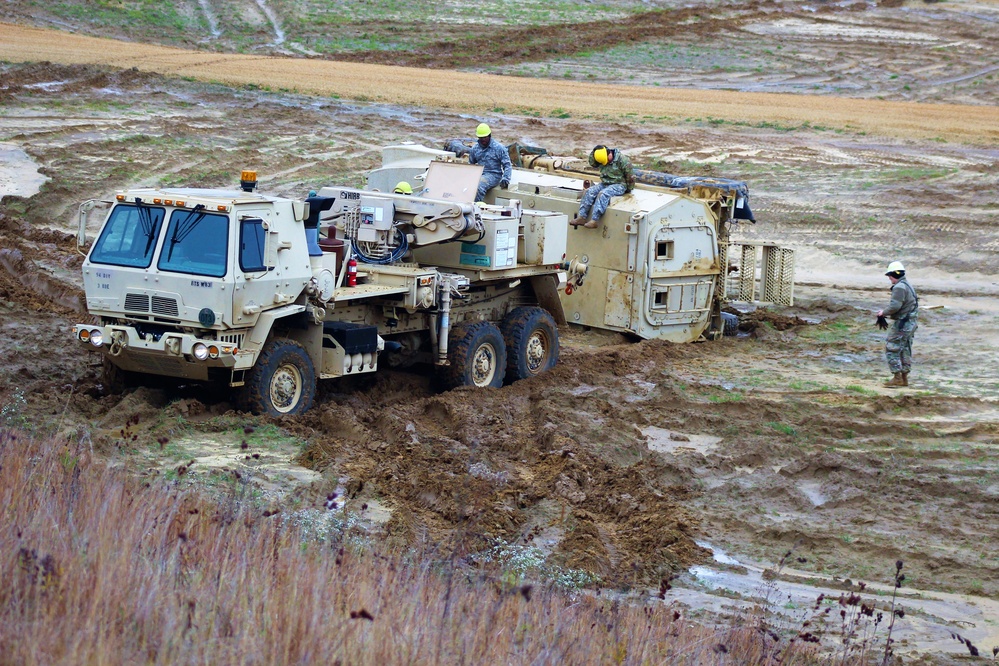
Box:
[371,143,794,342]
[73,164,585,415]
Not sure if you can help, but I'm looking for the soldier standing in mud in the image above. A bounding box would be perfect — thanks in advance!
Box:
[570,145,635,229]
[877,261,918,388]
[468,123,512,202]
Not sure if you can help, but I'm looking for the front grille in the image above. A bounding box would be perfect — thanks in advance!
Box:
[219,333,245,346]
[151,296,179,317]
[124,293,149,312]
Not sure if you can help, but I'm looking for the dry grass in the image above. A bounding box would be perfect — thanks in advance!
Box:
[0,428,836,665]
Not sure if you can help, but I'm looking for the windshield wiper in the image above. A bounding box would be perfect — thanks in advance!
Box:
[167,204,207,261]
[135,197,157,256]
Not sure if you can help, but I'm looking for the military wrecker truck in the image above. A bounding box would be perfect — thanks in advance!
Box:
[74,143,793,416]
[73,162,587,415]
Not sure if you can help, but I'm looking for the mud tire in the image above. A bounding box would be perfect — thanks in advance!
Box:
[241,338,315,416]
[439,321,507,390]
[721,312,739,337]
[102,357,137,394]
[501,306,559,382]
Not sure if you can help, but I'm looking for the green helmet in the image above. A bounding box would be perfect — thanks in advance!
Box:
[475,123,491,138]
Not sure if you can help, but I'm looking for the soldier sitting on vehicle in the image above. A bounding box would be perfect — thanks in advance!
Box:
[571,145,635,230]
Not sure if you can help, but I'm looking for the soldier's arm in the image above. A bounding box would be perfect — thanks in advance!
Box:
[624,158,636,190]
[882,286,905,317]
[499,145,513,182]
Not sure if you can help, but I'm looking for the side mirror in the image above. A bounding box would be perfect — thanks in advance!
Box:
[78,200,96,252]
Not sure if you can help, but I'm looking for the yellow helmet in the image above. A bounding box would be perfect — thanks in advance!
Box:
[592,145,610,165]
[393,181,413,195]
[475,123,491,138]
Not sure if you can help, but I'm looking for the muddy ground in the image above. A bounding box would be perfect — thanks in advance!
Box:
[1,4,998,661]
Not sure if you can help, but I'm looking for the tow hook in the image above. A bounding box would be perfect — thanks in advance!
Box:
[109,330,127,356]
[562,257,588,295]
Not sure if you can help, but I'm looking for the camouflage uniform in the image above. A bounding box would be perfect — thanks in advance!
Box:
[578,150,635,221]
[468,139,512,202]
[882,276,918,374]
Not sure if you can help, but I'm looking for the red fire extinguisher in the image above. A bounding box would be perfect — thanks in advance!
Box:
[346,256,358,287]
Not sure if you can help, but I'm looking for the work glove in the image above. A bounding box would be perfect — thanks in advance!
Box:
[500,180,509,189]
[875,314,889,330]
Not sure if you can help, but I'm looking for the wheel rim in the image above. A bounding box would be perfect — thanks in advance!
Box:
[269,362,303,413]
[525,329,550,373]
[471,342,497,387]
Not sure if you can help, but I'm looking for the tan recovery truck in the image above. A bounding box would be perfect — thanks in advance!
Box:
[73,164,587,415]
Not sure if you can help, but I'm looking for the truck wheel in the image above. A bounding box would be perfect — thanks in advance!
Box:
[439,321,507,390]
[242,339,315,416]
[501,306,559,382]
[721,312,739,337]
[102,357,137,394]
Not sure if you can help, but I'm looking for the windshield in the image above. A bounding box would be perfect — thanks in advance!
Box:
[89,202,165,268]
[157,207,230,278]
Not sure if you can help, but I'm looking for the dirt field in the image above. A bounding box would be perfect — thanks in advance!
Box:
[1,5,998,661]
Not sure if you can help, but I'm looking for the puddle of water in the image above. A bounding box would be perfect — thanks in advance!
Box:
[673,543,999,659]
[23,80,69,91]
[797,481,828,507]
[695,541,742,566]
[0,143,48,198]
[644,426,721,455]
[158,432,321,498]
[744,18,940,43]
[626,377,657,402]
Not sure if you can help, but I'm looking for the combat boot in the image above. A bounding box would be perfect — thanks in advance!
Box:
[583,219,598,229]
[884,372,905,388]
[901,372,909,386]
[569,216,588,227]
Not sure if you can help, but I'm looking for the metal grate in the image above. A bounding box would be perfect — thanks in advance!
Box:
[761,247,795,306]
[218,333,244,347]
[151,296,179,317]
[124,293,149,312]
[724,242,795,306]
[738,244,758,302]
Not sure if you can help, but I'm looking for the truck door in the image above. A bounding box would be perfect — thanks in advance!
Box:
[232,209,280,329]
[639,221,719,340]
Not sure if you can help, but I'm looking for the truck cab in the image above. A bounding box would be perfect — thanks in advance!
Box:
[75,183,312,387]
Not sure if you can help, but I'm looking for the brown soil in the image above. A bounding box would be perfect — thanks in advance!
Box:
[1,9,998,659]
[1,21,998,145]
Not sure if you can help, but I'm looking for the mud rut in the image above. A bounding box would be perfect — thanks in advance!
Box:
[1,11,998,659]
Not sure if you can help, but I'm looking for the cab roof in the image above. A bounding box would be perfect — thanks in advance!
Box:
[116,187,289,207]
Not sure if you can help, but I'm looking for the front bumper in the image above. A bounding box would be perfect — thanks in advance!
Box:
[73,323,242,380]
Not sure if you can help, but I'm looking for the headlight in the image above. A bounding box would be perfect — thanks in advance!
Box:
[192,342,209,361]
[90,330,103,347]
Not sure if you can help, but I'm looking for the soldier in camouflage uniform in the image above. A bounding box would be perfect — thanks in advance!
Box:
[878,261,919,388]
[571,145,635,229]
[468,123,512,203]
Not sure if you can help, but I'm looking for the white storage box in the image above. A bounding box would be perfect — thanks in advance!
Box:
[518,209,568,265]
[413,214,519,270]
